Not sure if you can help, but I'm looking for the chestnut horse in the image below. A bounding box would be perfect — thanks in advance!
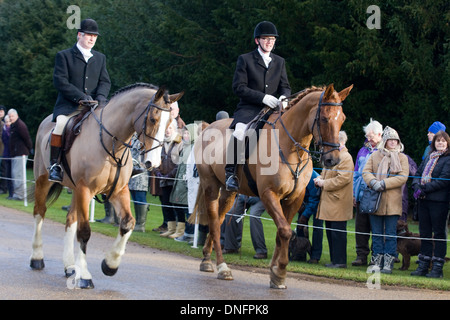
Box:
[191,84,352,289]
[30,83,183,288]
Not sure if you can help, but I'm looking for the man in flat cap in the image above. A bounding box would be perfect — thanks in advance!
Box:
[49,18,111,182]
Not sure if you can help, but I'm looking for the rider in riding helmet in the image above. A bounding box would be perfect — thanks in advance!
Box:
[49,18,111,182]
[225,21,291,191]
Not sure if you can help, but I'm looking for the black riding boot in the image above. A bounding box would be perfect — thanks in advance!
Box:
[410,254,431,276]
[225,135,241,192]
[48,144,63,183]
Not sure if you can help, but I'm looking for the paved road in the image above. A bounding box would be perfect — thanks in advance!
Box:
[0,206,449,302]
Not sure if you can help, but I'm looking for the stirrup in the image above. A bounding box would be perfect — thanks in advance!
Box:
[225,175,239,192]
[48,163,63,182]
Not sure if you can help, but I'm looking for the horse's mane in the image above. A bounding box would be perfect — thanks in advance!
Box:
[110,82,160,100]
[286,86,325,110]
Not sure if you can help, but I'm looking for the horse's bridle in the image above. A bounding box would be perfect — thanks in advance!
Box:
[132,94,172,155]
[310,91,343,157]
[88,93,171,203]
[275,90,343,162]
[263,90,343,199]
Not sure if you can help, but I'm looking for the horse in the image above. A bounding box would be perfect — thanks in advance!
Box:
[30,83,183,288]
[190,84,352,289]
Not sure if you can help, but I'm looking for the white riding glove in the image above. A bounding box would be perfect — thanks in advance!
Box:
[263,94,279,109]
[279,95,288,109]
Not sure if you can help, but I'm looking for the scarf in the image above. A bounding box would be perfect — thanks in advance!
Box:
[258,48,272,68]
[76,42,93,62]
[421,149,447,184]
[376,147,402,180]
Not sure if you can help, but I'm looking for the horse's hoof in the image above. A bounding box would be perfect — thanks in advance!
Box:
[218,270,233,280]
[269,266,287,289]
[30,259,45,270]
[78,278,95,289]
[101,259,118,276]
[269,280,287,289]
[200,261,214,273]
[217,262,233,280]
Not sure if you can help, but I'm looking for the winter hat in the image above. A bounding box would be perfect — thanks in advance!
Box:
[186,123,199,144]
[215,111,229,121]
[382,126,404,152]
[427,121,446,134]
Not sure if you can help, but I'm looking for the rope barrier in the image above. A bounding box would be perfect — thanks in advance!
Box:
[1,156,449,243]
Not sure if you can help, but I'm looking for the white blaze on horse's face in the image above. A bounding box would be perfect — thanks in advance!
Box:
[145,109,170,169]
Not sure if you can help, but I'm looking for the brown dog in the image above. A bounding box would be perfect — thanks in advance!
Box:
[396,220,421,271]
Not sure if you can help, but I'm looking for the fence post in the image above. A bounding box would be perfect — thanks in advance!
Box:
[22,155,27,207]
[90,198,95,222]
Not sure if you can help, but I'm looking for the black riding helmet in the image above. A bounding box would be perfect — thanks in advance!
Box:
[78,18,100,35]
[253,21,279,39]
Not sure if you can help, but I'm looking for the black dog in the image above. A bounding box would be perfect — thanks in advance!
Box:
[288,227,312,262]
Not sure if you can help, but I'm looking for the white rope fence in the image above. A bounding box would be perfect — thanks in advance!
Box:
[3,156,449,246]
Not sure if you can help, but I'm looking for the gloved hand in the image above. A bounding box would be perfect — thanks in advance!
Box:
[372,180,385,192]
[369,179,377,188]
[263,94,279,109]
[413,185,426,200]
[153,170,163,178]
[279,95,288,109]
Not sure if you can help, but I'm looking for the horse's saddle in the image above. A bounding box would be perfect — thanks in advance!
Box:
[62,101,97,153]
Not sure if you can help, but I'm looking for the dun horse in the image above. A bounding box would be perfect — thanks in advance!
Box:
[30,83,183,288]
[191,84,352,289]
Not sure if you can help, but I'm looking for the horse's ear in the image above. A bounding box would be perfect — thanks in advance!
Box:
[338,84,353,102]
[324,83,335,100]
[155,86,166,102]
[169,91,185,103]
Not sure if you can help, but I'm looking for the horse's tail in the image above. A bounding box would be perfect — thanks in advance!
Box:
[27,184,36,203]
[27,182,63,206]
[187,182,209,226]
[46,183,64,206]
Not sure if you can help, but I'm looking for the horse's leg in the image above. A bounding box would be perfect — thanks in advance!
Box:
[199,184,219,273]
[200,182,236,280]
[63,195,77,277]
[71,183,95,289]
[30,176,52,270]
[102,186,135,277]
[211,189,236,280]
[260,189,293,289]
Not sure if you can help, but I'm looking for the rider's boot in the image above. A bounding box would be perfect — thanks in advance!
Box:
[225,135,240,192]
[48,133,63,182]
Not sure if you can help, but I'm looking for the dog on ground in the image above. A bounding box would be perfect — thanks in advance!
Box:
[396,220,421,271]
[288,227,312,262]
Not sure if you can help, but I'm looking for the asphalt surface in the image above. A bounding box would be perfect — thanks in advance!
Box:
[1,206,449,302]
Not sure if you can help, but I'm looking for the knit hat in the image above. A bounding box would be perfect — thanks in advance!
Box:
[381,126,404,152]
[215,111,229,121]
[185,123,199,144]
[427,121,446,134]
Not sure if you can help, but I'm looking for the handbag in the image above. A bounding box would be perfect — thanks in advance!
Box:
[359,187,382,214]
